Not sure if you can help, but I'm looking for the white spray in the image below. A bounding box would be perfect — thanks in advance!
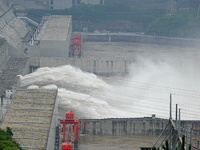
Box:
[19,57,200,120]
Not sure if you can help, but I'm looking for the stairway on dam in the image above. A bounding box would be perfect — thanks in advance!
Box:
[0,1,29,49]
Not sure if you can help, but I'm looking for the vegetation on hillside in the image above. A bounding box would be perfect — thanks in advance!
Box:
[15,0,200,39]
[145,10,200,38]
[0,127,24,150]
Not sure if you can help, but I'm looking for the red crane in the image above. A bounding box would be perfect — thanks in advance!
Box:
[60,111,86,150]
[69,34,82,58]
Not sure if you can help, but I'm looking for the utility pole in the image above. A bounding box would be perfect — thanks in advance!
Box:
[169,93,172,119]
[190,128,192,148]
[176,104,178,129]
[167,0,176,16]
[178,108,181,136]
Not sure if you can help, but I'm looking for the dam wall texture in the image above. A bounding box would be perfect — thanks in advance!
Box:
[0,1,29,49]
[81,118,200,135]
[0,38,10,71]
[29,33,200,75]
[29,57,134,75]
[0,37,29,95]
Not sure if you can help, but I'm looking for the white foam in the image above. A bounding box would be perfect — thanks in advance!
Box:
[27,85,39,89]
[41,84,58,89]
[107,57,200,120]
[19,60,200,120]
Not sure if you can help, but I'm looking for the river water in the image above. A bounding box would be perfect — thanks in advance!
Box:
[79,135,162,150]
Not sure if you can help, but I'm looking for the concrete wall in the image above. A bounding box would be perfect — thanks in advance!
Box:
[0,1,29,49]
[50,0,72,9]
[0,38,9,71]
[49,0,102,10]
[39,41,69,57]
[28,33,200,75]
[81,0,103,4]
[81,117,169,135]
[7,43,27,58]
[68,19,73,54]
[29,40,71,57]
[8,0,46,9]
[21,59,30,75]
[10,0,103,10]
[0,37,29,95]
[181,121,200,133]
[82,33,200,48]
[29,57,134,75]
[80,118,200,136]
[46,90,58,150]
[0,37,27,72]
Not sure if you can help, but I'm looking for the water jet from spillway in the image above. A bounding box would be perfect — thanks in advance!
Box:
[19,59,200,120]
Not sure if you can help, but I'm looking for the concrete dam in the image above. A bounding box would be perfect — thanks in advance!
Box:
[0,1,29,96]
[28,34,200,76]
[0,0,29,49]
[0,3,200,149]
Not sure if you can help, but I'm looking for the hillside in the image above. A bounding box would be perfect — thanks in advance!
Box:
[17,0,200,39]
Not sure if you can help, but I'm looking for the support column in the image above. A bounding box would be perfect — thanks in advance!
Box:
[170,93,172,119]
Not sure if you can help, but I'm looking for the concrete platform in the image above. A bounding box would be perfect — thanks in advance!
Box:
[41,15,72,41]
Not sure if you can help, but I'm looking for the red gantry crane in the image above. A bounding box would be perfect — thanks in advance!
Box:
[59,111,86,150]
[69,34,83,58]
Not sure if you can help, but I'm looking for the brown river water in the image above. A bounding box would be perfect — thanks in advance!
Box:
[79,135,162,150]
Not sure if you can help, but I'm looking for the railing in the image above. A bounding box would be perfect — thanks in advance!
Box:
[153,119,200,150]
[17,17,38,26]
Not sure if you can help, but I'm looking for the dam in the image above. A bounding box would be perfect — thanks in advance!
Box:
[0,1,200,149]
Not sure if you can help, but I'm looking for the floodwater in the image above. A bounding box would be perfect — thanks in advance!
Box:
[79,135,161,150]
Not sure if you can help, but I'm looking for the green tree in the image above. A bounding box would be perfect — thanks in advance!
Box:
[0,127,24,150]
